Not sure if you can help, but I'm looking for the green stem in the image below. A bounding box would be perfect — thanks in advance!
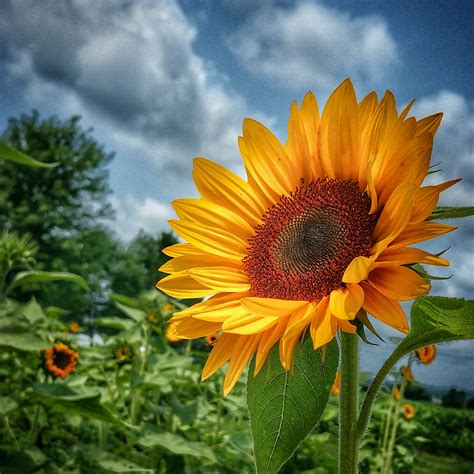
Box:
[380,395,395,468]
[3,416,20,450]
[339,332,359,474]
[28,404,41,447]
[382,354,414,473]
[130,326,150,425]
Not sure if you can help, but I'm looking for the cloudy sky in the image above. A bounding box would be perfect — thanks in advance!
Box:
[0,0,472,390]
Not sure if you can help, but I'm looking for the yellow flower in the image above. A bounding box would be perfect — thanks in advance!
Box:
[393,385,401,401]
[147,312,160,324]
[69,322,79,333]
[331,372,341,396]
[402,403,415,420]
[161,303,174,312]
[401,366,414,381]
[166,320,184,342]
[157,79,457,395]
[44,343,78,378]
[416,344,436,364]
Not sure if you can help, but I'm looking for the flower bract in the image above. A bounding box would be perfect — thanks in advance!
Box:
[157,79,457,394]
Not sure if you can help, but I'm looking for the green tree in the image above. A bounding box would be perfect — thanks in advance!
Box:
[0,111,114,317]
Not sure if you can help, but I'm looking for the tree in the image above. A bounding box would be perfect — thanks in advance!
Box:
[0,111,114,316]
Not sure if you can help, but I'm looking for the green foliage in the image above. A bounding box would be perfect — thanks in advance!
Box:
[247,338,338,473]
[428,206,474,220]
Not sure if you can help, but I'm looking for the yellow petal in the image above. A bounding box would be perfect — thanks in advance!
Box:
[376,247,449,267]
[342,256,373,283]
[373,182,417,243]
[224,335,260,395]
[365,156,378,214]
[319,79,360,181]
[202,333,239,381]
[416,113,443,136]
[174,318,221,339]
[173,198,255,238]
[311,303,338,350]
[173,292,249,319]
[361,283,409,333]
[241,297,308,317]
[389,222,456,249]
[241,119,298,200]
[286,100,310,181]
[157,272,216,298]
[169,220,246,262]
[162,243,203,257]
[284,300,320,340]
[410,179,461,222]
[329,284,364,320]
[338,319,357,334]
[368,266,430,301]
[300,91,323,179]
[279,330,304,370]
[159,254,243,274]
[222,312,278,335]
[193,157,264,224]
[254,317,289,375]
[188,267,250,292]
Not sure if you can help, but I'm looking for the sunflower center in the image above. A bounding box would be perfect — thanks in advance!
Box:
[243,178,376,301]
[54,350,72,369]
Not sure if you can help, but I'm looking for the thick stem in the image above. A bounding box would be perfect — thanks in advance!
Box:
[339,332,359,474]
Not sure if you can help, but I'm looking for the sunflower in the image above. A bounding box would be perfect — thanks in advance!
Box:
[44,342,78,378]
[392,385,401,401]
[114,342,134,364]
[402,403,415,420]
[331,371,341,396]
[157,79,457,395]
[416,344,436,364]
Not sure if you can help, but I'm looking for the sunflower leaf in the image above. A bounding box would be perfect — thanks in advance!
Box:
[247,337,338,474]
[5,271,90,295]
[0,139,58,168]
[428,206,474,220]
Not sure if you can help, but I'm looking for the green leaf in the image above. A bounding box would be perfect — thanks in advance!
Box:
[0,396,18,415]
[428,206,474,220]
[138,431,217,463]
[0,139,58,168]
[5,271,90,294]
[21,299,46,324]
[0,322,50,351]
[114,302,146,322]
[93,450,148,472]
[247,337,338,474]
[411,264,451,282]
[31,383,128,426]
[95,317,137,332]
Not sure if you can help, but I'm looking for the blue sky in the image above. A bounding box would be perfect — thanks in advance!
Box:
[0,0,472,390]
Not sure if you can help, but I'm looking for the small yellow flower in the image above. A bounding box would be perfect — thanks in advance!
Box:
[392,385,401,401]
[416,344,436,364]
[400,366,414,381]
[161,303,174,312]
[147,312,160,324]
[69,322,79,333]
[402,403,415,420]
[114,344,134,364]
[331,372,341,396]
[44,343,78,378]
[166,320,184,342]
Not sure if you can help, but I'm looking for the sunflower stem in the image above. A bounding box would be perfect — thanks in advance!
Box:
[339,332,359,474]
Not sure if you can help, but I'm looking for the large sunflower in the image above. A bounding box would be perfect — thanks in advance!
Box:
[157,79,458,395]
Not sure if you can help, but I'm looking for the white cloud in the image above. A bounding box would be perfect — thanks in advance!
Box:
[109,195,175,242]
[229,1,399,92]
[0,0,261,179]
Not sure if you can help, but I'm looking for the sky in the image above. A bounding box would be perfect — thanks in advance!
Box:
[0,0,472,390]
